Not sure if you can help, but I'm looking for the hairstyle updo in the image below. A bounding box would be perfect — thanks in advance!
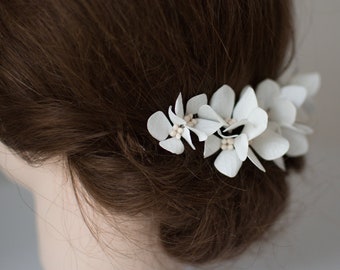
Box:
[0,0,298,265]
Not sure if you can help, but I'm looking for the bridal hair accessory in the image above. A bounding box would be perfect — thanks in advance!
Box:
[147,73,320,177]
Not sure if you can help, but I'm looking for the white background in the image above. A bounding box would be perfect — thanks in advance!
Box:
[1,1,339,269]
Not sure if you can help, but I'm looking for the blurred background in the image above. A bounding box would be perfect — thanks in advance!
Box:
[0,173,41,270]
[1,0,339,269]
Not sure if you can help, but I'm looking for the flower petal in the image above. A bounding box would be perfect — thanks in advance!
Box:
[214,149,242,178]
[159,137,184,154]
[280,85,307,108]
[251,129,289,160]
[223,119,248,132]
[181,127,195,150]
[281,127,309,156]
[255,79,281,109]
[198,105,227,125]
[234,134,248,161]
[242,107,268,140]
[147,111,172,141]
[168,106,186,125]
[233,86,258,120]
[217,130,239,139]
[192,118,223,139]
[269,98,296,125]
[247,148,266,172]
[187,126,208,141]
[282,123,313,135]
[174,93,184,118]
[210,85,235,119]
[290,73,321,97]
[204,135,221,158]
[296,107,309,123]
[267,120,281,133]
[273,157,286,171]
[186,94,208,115]
[293,123,313,134]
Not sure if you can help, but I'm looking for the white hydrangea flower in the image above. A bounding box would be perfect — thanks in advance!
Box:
[290,72,321,122]
[198,85,268,142]
[255,73,320,169]
[203,133,248,178]
[198,85,273,177]
[290,73,320,98]
[147,93,222,154]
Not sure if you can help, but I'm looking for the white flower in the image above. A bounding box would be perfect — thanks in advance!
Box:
[290,73,320,98]
[256,73,320,163]
[147,93,222,154]
[198,85,268,142]
[204,133,248,178]
[198,85,270,177]
[290,72,321,122]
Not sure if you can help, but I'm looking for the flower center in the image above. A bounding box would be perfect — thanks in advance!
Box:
[225,118,237,126]
[184,113,197,127]
[170,124,184,139]
[220,138,234,151]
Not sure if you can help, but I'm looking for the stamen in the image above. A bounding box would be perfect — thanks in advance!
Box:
[221,137,234,151]
[170,124,184,139]
[184,113,197,127]
[226,118,237,126]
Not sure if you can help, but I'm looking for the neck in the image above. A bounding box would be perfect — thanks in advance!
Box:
[0,143,185,270]
[34,162,186,270]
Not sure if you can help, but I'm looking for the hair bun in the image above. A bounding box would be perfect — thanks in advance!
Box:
[0,0,299,266]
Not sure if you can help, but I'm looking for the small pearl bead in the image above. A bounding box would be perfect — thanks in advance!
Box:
[221,138,228,145]
[170,130,177,137]
[187,122,193,127]
[175,133,181,139]
[221,144,227,150]
[173,124,179,130]
[227,138,234,144]
[227,118,236,125]
[191,119,197,125]
[227,144,233,150]
[184,115,191,122]
[177,127,183,134]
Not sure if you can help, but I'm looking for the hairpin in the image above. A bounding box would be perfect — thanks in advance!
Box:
[147,73,320,177]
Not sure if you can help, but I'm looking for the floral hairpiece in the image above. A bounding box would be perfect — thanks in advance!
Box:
[147,73,320,177]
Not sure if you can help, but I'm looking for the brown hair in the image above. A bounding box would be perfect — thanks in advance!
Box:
[0,0,297,265]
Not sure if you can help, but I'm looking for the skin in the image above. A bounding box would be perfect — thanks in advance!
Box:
[0,141,184,270]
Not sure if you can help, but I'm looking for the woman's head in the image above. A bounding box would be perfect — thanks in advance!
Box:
[0,0,296,265]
